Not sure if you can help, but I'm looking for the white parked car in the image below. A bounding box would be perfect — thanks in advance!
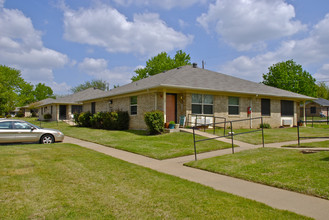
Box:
[0,119,64,144]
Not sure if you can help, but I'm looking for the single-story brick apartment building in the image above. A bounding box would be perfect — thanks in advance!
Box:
[300,98,329,117]
[79,64,314,129]
[35,88,105,121]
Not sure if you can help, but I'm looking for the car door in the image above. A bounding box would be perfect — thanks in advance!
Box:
[13,121,39,142]
[0,121,15,143]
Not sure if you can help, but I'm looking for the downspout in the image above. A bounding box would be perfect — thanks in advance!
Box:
[154,92,157,111]
[163,90,166,123]
[303,101,306,127]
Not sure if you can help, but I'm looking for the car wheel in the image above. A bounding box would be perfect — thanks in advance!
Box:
[40,134,54,144]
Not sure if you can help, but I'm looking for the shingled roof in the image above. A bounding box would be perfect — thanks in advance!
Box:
[36,87,106,107]
[89,65,313,101]
[312,98,329,106]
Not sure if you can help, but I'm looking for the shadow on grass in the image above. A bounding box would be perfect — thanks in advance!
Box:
[321,157,329,162]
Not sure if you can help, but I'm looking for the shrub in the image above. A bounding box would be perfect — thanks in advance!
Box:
[144,110,164,135]
[78,112,92,127]
[117,111,129,130]
[73,112,81,125]
[44,113,52,120]
[260,123,271,129]
[91,112,105,129]
[16,111,25,117]
[31,111,37,117]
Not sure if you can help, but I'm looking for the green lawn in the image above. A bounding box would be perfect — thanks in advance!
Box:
[206,126,329,145]
[186,148,329,199]
[0,144,309,219]
[25,118,233,159]
[282,140,329,148]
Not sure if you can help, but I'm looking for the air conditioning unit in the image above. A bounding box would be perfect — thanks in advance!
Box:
[282,119,292,126]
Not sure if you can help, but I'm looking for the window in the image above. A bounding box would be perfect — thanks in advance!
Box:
[71,105,83,114]
[228,97,239,115]
[261,99,271,116]
[281,100,294,116]
[130,96,137,115]
[191,94,213,114]
[91,102,96,114]
[13,121,32,129]
[310,106,316,114]
[0,121,12,129]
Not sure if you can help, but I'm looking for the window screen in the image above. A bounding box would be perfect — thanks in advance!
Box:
[281,100,294,116]
[261,99,271,116]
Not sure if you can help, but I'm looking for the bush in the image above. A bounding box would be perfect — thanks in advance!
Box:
[75,111,129,130]
[144,110,164,135]
[78,112,92,127]
[16,111,25,117]
[117,111,129,130]
[73,112,81,125]
[44,113,52,120]
[31,111,37,117]
[260,123,271,129]
[90,112,105,129]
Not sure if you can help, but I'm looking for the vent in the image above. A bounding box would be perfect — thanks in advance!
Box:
[192,63,197,68]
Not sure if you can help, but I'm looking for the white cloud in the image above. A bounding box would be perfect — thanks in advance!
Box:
[0,0,4,8]
[63,5,193,56]
[220,13,329,82]
[78,58,135,87]
[0,6,69,90]
[314,64,329,82]
[113,0,207,9]
[197,0,306,51]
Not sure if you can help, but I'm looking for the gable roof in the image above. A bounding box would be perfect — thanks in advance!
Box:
[35,87,106,107]
[88,65,314,101]
[312,98,329,106]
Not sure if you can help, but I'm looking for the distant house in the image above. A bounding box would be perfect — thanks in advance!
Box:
[80,64,314,129]
[35,88,106,121]
[301,98,329,117]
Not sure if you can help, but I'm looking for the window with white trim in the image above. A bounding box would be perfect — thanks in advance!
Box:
[228,97,239,115]
[130,96,137,115]
[191,94,213,114]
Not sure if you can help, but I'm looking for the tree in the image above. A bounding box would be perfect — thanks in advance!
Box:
[71,79,109,93]
[0,65,26,114]
[316,82,329,99]
[262,60,317,97]
[131,50,191,82]
[34,83,55,101]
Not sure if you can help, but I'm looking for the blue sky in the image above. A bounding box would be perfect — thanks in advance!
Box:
[1,0,329,95]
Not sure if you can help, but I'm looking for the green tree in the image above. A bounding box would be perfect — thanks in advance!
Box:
[262,60,317,97]
[316,82,329,99]
[131,50,191,82]
[0,65,26,114]
[34,83,55,101]
[71,79,109,93]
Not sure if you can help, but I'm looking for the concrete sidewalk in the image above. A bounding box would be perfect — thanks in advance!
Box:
[63,136,329,220]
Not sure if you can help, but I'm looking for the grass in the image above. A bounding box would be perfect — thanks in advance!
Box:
[24,118,233,159]
[186,148,329,199]
[0,143,309,219]
[282,140,329,148]
[206,126,329,145]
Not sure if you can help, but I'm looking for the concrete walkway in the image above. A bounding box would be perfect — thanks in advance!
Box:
[63,135,329,220]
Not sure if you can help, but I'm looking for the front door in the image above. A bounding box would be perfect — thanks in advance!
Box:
[166,94,177,123]
[59,105,67,120]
